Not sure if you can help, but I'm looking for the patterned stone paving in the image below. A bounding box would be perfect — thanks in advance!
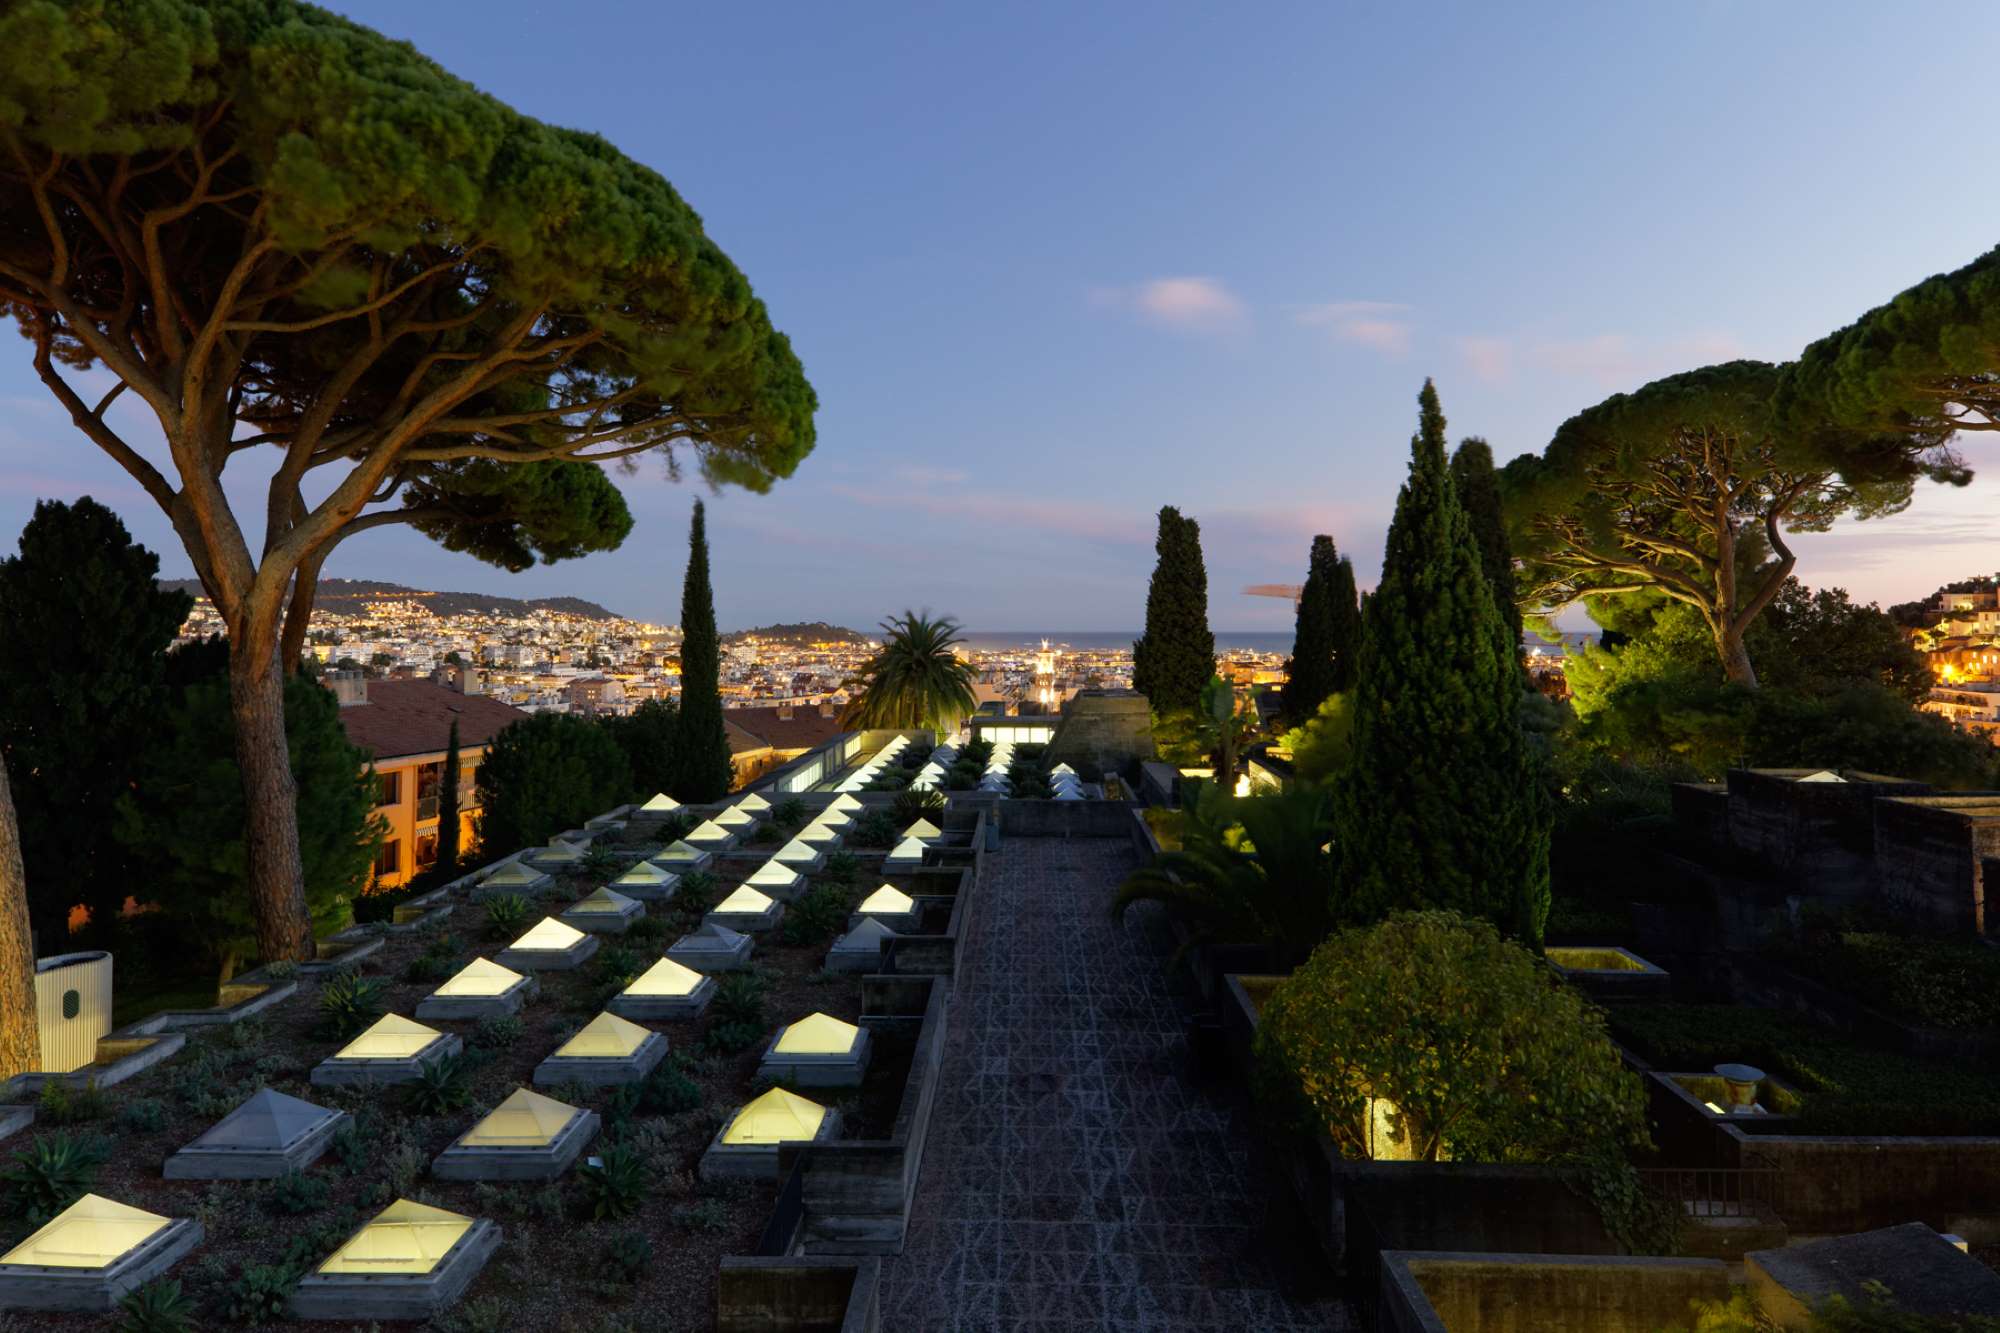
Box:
[880,837,1354,1331]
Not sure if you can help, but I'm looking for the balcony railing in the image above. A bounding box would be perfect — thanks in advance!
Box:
[1637,1165,1785,1220]
[416,796,440,822]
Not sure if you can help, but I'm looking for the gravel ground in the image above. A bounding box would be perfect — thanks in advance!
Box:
[0,830,915,1332]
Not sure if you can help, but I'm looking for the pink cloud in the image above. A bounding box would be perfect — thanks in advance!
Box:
[1091,277,1247,334]
[1459,336,1513,385]
[1296,301,1412,355]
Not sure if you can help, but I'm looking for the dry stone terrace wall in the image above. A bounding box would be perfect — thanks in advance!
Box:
[1872,796,2000,934]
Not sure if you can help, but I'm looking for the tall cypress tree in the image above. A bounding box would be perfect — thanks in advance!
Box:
[436,718,461,877]
[1283,535,1344,723]
[1449,436,1524,659]
[1131,506,1215,715]
[668,500,734,801]
[1333,383,1550,941]
[1328,551,1363,695]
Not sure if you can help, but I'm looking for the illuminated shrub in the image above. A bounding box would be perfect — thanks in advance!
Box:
[1257,910,1646,1163]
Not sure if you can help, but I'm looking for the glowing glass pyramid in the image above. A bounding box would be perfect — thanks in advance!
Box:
[745,860,802,889]
[797,821,841,845]
[828,794,864,813]
[773,838,820,865]
[656,839,708,863]
[551,1011,654,1060]
[886,836,928,861]
[535,841,582,863]
[567,887,636,915]
[773,1012,860,1056]
[714,805,756,827]
[460,1088,579,1147]
[318,1199,472,1275]
[334,1014,442,1061]
[511,917,586,951]
[715,885,774,914]
[902,819,942,841]
[735,792,771,814]
[639,792,680,812]
[1050,763,1077,776]
[613,861,674,887]
[1,1194,169,1269]
[623,957,705,998]
[433,957,525,998]
[858,884,915,916]
[722,1087,828,1146]
[685,819,732,843]
[484,861,546,887]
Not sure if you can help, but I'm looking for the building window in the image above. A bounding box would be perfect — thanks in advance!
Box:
[374,840,401,880]
[377,770,401,807]
[415,830,439,870]
[415,760,443,822]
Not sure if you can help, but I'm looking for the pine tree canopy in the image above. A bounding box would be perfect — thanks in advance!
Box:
[1132,506,1214,715]
[669,499,734,802]
[1334,381,1550,942]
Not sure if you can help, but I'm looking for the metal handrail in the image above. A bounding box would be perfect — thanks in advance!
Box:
[1638,1165,1785,1219]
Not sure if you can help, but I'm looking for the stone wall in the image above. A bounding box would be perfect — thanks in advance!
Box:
[1872,796,2000,934]
[715,1257,879,1332]
[1721,769,1926,901]
[1378,1253,1731,1333]
[1045,690,1155,772]
[1721,1128,2000,1242]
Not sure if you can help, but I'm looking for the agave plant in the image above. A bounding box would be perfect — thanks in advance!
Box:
[840,612,978,732]
[1113,780,1334,968]
[2,1130,109,1222]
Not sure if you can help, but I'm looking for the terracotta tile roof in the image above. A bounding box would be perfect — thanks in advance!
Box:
[724,704,845,755]
[335,680,530,761]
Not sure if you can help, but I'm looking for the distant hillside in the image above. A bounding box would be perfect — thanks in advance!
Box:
[160,577,623,622]
[724,621,869,647]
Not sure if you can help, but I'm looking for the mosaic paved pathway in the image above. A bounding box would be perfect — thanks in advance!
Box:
[880,837,1354,1331]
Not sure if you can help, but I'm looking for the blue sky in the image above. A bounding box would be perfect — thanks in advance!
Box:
[3,2,1997,630]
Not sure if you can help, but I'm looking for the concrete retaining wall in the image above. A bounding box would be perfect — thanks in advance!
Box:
[1378,1252,1731,1333]
[716,1257,880,1333]
[1723,1129,2000,1242]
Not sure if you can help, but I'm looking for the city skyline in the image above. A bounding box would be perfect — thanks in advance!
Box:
[3,2,1998,630]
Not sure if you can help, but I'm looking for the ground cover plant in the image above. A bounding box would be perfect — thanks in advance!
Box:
[1607,1003,2000,1136]
[0,830,916,1331]
[1768,927,2000,1031]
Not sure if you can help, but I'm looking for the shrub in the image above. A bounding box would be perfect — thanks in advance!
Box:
[712,973,767,1027]
[470,1014,525,1050]
[772,797,807,829]
[1607,1003,2000,1137]
[1257,911,1648,1163]
[475,711,632,852]
[1774,929,2000,1031]
[607,1229,651,1283]
[701,1020,764,1055]
[672,1198,730,1231]
[402,950,457,984]
[639,1064,702,1116]
[37,1077,107,1125]
[778,884,849,947]
[675,870,720,916]
[405,1055,472,1115]
[594,945,643,985]
[483,892,532,938]
[626,914,669,945]
[577,1142,647,1219]
[848,809,899,849]
[117,1097,169,1134]
[653,810,698,842]
[222,1263,297,1324]
[116,1279,198,1333]
[579,845,623,885]
[262,1169,330,1215]
[820,850,860,884]
[2,1130,108,1221]
[893,789,946,822]
[317,971,388,1040]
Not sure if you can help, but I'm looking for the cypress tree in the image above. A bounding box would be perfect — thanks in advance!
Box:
[1328,551,1362,694]
[668,500,734,801]
[1131,506,1215,715]
[436,719,461,877]
[1333,382,1550,941]
[1283,536,1344,724]
[1449,437,1524,659]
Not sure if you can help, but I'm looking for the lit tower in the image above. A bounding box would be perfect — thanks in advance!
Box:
[1034,639,1058,711]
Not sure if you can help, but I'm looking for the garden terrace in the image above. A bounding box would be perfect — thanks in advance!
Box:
[0,824,931,1329]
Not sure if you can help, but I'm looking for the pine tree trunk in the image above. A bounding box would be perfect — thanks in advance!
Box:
[0,755,40,1081]
[229,648,313,964]
[1717,626,1760,688]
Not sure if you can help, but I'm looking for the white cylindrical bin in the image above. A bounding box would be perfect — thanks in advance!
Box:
[34,950,114,1074]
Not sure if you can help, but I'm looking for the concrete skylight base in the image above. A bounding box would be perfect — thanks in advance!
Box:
[0,1215,202,1314]
[608,864,678,901]
[494,923,600,972]
[606,959,716,1020]
[288,1218,501,1322]
[741,862,807,901]
[700,1106,842,1183]
[472,863,552,901]
[309,1031,462,1089]
[164,1089,347,1180]
[650,842,714,873]
[558,887,645,935]
[432,1094,599,1182]
[667,923,754,972]
[758,1023,872,1089]
[523,845,583,872]
[705,900,784,934]
[532,1030,668,1089]
[414,965,538,1022]
[824,918,897,974]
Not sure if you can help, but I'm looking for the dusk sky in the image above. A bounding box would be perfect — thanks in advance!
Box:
[3,2,1997,631]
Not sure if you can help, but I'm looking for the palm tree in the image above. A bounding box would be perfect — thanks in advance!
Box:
[841,612,980,734]
[1198,674,1258,791]
[1114,779,1335,968]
